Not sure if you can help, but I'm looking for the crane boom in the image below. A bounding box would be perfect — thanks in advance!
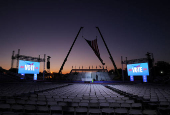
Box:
[96,27,120,77]
[59,27,83,74]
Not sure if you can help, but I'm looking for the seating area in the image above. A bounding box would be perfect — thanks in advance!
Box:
[0,83,68,97]
[0,83,162,115]
[0,73,21,82]
[0,68,24,82]
[108,84,170,115]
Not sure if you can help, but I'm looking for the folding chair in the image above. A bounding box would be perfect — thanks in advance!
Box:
[102,108,114,115]
[75,107,88,115]
[89,108,101,115]
[50,105,62,114]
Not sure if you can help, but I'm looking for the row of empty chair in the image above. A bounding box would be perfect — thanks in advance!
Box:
[0,84,158,114]
[108,84,170,102]
[108,84,170,115]
[0,73,21,82]
[0,83,68,97]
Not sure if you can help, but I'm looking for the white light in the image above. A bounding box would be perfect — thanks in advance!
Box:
[161,71,163,74]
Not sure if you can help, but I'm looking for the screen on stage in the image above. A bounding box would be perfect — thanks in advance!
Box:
[18,60,40,74]
[127,63,149,76]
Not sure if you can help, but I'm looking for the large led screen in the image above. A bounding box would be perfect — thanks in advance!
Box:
[127,63,149,76]
[18,60,40,74]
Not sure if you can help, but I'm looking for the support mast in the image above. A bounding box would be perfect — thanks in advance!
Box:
[96,27,120,77]
[59,27,83,74]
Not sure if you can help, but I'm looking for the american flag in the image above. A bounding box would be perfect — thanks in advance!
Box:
[85,39,100,57]
[85,38,105,65]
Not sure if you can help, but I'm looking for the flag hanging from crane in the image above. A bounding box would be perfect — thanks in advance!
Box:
[84,38,105,65]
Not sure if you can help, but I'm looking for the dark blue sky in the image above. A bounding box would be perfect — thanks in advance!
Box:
[0,0,170,73]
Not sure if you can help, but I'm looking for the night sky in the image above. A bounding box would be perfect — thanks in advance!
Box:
[0,0,170,74]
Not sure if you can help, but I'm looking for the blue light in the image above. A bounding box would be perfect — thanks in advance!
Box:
[34,74,37,80]
[143,75,147,82]
[130,76,134,81]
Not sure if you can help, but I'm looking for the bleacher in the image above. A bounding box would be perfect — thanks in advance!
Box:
[67,72,112,81]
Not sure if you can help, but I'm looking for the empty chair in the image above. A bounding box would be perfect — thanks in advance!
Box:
[37,106,49,113]
[29,97,37,101]
[50,105,62,114]
[26,100,36,105]
[62,106,74,115]
[37,101,46,106]
[64,98,72,102]
[51,113,62,115]
[143,110,157,115]
[129,109,142,115]
[131,103,142,109]
[70,102,79,108]
[148,103,159,110]
[47,98,55,102]
[90,100,99,103]
[81,100,89,103]
[115,108,128,115]
[89,103,100,109]
[30,94,37,98]
[102,108,114,115]
[55,98,63,103]
[121,103,131,109]
[47,101,58,107]
[11,104,23,112]
[89,108,101,115]
[107,99,116,103]
[16,100,26,105]
[99,99,107,103]
[159,101,169,107]
[0,104,10,112]
[126,100,134,104]
[24,105,36,113]
[72,99,80,103]
[58,102,67,107]
[122,97,129,101]
[116,100,125,104]
[110,103,120,108]
[2,112,19,115]
[157,106,170,115]
[79,102,89,108]
[75,107,88,115]
[21,97,29,100]
[100,103,110,109]
[36,113,50,115]
[6,99,16,105]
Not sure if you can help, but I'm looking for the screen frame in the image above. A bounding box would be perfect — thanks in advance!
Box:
[127,62,149,76]
[18,60,40,74]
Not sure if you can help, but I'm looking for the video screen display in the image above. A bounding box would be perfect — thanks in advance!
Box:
[127,63,149,76]
[18,60,40,74]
